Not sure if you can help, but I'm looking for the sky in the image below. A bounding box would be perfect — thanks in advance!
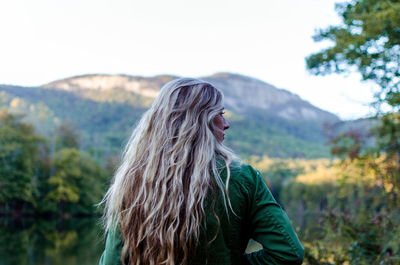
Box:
[0,0,379,120]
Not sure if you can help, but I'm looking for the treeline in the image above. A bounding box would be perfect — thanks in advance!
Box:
[252,149,400,264]
[0,85,331,160]
[282,153,400,264]
[0,112,111,217]
[256,118,400,264]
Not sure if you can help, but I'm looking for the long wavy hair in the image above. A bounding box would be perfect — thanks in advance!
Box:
[101,78,236,265]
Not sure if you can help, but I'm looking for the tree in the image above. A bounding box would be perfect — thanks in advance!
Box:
[55,121,80,150]
[0,112,45,216]
[44,148,109,215]
[307,0,400,186]
[306,0,400,110]
[304,2,400,262]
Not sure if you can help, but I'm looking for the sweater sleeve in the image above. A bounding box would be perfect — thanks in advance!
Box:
[98,227,123,265]
[243,167,304,265]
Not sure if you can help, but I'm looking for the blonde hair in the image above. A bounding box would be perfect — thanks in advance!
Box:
[101,78,236,265]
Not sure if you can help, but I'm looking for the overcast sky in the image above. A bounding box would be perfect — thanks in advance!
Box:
[0,0,378,120]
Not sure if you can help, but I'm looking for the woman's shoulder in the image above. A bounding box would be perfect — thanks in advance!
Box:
[229,161,261,180]
[227,161,263,192]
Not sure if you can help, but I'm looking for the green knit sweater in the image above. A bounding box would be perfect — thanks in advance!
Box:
[98,163,304,265]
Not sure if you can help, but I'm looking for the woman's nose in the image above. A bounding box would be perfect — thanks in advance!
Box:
[223,119,230,130]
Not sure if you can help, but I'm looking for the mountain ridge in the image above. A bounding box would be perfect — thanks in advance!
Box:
[42,72,340,124]
[0,72,343,159]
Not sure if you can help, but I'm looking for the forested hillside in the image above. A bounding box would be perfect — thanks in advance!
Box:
[0,73,344,220]
[0,73,341,160]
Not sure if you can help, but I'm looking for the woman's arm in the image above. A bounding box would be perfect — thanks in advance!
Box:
[243,168,304,265]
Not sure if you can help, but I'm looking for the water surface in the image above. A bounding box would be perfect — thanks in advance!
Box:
[0,211,312,265]
[0,217,104,265]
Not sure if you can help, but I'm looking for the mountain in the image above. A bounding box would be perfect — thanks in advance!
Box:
[0,73,342,159]
[42,73,339,125]
[202,73,339,124]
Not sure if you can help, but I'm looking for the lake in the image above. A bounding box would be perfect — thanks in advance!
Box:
[0,212,312,265]
[0,217,105,265]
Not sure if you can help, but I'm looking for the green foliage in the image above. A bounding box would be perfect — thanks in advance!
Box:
[226,111,330,159]
[262,161,305,203]
[304,4,400,261]
[281,155,400,264]
[45,148,109,215]
[247,156,400,263]
[0,112,44,213]
[40,148,109,215]
[306,0,400,110]
[377,112,400,150]
[46,149,82,205]
[303,209,400,265]
[0,85,332,160]
[0,85,145,161]
[0,112,110,217]
[55,121,80,150]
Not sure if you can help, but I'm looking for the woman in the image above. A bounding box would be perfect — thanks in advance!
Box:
[99,78,304,265]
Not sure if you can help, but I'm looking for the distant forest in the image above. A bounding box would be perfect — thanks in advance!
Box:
[0,78,333,161]
[0,112,110,217]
